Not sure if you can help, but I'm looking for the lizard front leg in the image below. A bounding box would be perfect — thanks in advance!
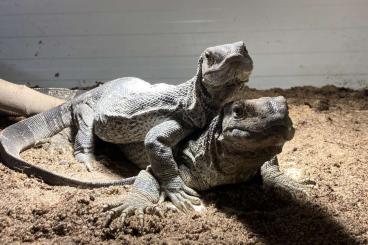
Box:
[260,156,315,198]
[73,103,95,171]
[144,120,201,212]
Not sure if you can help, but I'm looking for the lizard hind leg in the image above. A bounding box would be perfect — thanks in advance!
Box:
[73,103,96,171]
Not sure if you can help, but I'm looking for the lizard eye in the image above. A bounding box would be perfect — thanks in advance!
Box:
[232,103,245,118]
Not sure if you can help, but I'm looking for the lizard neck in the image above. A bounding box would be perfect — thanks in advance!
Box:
[183,75,243,128]
[181,75,212,128]
[181,55,244,128]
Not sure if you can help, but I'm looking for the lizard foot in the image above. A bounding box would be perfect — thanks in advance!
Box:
[161,175,202,213]
[263,175,316,200]
[102,170,163,230]
[103,193,164,229]
[74,152,94,171]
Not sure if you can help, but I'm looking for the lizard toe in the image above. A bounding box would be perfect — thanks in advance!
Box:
[167,191,198,213]
[182,199,195,212]
[104,203,129,227]
[167,192,187,213]
[180,191,202,206]
[136,208,145,229]
[103,194,162,229]
[102,198,127,211]
[120,207,135,224]
[183,185,200,197]
[74,152,95,171]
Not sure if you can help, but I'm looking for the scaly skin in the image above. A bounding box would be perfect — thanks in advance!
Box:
[0,41,253,210]
[33,87,86,101]
[106,95,311,226]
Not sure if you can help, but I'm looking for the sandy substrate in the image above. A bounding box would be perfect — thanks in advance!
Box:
[0,86,367,244]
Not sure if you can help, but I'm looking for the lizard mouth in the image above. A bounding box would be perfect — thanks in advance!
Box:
[203,66,252,87]
[202,54,253,84]
[224,125,292,140]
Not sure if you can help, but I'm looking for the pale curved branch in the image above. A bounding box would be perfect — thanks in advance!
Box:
[0,79,65,116]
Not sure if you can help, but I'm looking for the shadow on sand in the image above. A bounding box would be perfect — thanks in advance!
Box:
[203,178,361,244]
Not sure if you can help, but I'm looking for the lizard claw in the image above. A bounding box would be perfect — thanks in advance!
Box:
[103,196,163,230]
[300,179,317,187]
[74,152,94,171]
[162,176,202,213]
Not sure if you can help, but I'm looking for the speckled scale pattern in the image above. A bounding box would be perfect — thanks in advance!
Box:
[93,78,196,144]
[118,96,301,194]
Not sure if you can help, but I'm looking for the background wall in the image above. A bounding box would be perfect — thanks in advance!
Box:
[0,0,367,89]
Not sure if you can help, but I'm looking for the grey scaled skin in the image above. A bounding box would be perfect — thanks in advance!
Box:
[34,87,86,101]
[105,96,311,226]
[0,41,253,210]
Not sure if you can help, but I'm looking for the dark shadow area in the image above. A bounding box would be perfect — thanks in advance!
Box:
[58,124,141,178]
[94,140,141,177]
[202,178,361,244]
[0,115,21,128]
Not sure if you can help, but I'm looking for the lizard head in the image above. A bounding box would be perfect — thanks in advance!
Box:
[220,96,294,155]
[200,41,253,88]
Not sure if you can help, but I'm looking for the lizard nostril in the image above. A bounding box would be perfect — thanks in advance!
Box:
[241,42,248,55]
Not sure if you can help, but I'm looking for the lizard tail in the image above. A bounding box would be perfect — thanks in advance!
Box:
[0,103,136,188]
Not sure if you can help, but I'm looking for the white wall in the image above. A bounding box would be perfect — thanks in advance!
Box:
[0,0,367,89]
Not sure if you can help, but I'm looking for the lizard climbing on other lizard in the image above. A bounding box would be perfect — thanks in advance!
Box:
[0,41,253,211]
